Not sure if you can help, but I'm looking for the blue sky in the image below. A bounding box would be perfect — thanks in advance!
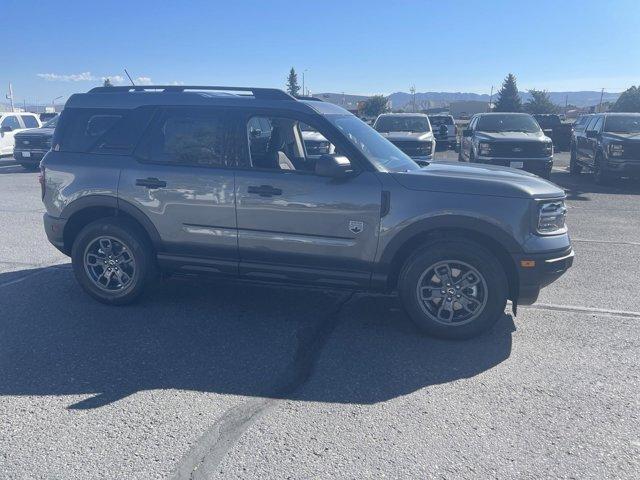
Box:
[4,0,640,105]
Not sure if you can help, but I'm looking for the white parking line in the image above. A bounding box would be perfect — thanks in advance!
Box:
[522,302,640,319]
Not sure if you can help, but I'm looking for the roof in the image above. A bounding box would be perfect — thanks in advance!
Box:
[63,85,352,117]
[377,112,429,117]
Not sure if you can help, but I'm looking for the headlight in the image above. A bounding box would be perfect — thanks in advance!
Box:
[478,141,492,156]
[537,200,567,234]
[418,141,432,155]
[609,143,624,157]
[544,142,553,155]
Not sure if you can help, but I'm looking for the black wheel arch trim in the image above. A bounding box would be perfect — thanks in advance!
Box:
[60,194,162,249]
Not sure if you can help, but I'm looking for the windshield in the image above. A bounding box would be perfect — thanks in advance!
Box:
[604,116,640,134]
[327,115,420,172]
[429,116,454,126]
[374,116,431,133]
[42,115,59,128]
[476,114,541,133]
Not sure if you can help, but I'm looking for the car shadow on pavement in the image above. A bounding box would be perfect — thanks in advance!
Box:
[0,265,514,409]
[551,170,640,201]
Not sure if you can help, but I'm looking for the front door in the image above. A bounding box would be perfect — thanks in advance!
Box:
[0,115,22,155]
[234,111,382,288]
[119,106,240,276]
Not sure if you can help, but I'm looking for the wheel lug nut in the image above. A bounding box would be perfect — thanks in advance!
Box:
[456,294,461,298]
[441,290,446,294]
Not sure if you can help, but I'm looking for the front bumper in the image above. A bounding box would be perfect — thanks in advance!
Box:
[14,149,47,165]
[512,246,574,305]
[43,213,68,254]
[477,155,553,176]
[605,158,640,176]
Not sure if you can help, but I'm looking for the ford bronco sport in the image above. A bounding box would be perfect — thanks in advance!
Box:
[41,86,573,339]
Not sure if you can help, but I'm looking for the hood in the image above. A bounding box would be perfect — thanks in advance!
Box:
[15,127,54,137]
[602,132,640,142]
[380,131,434,142]
[391,161,564,199]
[301,131,328,142]
[476,131,549,142]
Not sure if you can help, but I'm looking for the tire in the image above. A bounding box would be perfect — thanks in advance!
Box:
[457,149,464,162]
[398,240,508,340]
[593,153,611,185]
[71,217,155,305]
[569,146,582,175]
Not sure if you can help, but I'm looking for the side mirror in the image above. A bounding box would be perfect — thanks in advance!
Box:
[586,130,598,138]
[462,129,473,137]
[315,154,353,178]
[0,125,13,133]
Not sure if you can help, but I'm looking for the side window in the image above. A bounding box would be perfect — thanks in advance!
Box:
[141,107,240,168]
[585,116,599,132]
[245,115,311,172]
[1,115,21,130]
[21,115,39,128]
[591,117,604,133]
[60,108,128,152]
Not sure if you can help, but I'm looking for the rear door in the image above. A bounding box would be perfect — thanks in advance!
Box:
[118,106,241,276]
[234,109,383,288]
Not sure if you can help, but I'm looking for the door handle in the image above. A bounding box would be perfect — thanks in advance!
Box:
[136,177,167,189]
[247,185,282,197]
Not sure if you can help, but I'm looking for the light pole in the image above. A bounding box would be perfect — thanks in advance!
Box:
[302,69,308,96]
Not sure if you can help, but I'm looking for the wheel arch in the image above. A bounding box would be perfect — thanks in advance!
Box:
[377,217,521,301]
[61,195,161,255]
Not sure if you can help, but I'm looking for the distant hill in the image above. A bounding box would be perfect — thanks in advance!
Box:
[313,91,621,111]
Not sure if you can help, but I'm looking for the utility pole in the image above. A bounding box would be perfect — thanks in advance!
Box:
[565,95,568,117]
[598,88,604,113]
[488,85,494,112]
[302,69,307,96]
[6,83,15,112]
[410,85,416,113]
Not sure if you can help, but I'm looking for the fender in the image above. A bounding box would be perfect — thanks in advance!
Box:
[60,194,162,249]
[377,214,523,274]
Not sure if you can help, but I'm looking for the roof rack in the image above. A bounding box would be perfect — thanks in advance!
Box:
[295,95,323,102]
[87,85,294,100]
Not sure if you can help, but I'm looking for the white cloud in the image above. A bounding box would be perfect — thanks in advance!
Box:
[135,76,152,85]
[170,80,185,86]
[102,75,125,85]
[37,72,96,82]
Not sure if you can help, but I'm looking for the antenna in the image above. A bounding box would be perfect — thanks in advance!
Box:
[124,69,135,86]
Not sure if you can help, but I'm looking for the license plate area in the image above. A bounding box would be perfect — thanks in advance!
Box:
[22,151,31,158]
[510,161,524,169]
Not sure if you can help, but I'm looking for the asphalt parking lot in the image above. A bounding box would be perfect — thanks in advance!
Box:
[1,152,639,479]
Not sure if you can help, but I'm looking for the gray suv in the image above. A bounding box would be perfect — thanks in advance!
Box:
[41,85,573,339]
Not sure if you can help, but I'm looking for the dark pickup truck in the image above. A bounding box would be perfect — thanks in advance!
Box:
[570,113,640,183]
[459,113,554,179]
[13,115,58,170]
[533,114,572,151]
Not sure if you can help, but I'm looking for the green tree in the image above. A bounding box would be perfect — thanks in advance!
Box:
[103,78,113,87]
[285,68,300,96]
[362,95,389,117]
[494,73,522,112]
[524,89,559,114]
[611,86,640,112]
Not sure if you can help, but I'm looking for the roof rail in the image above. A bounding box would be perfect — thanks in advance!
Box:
[295,95,323,102]
[87,85,294,100]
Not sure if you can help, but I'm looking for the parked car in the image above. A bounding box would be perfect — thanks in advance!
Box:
[13,115,59,170]
[428,114,457,149]
[41,85,573,339]
[533,114,572,151]
[39,112,59,122]
[300,123,334,159]
[373,113,435,165]
[459,113,554,179]
[570,113,640,183]
[0,112,41,156]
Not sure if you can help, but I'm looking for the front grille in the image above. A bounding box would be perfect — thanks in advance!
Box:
[390,140,432,157]
[15,135,51,150]
[488,142,547,158]
[305,141,330,155]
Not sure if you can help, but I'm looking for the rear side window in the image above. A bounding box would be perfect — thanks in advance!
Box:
[21,115,39,128]
[137,107,241,168]
[58,107,154,154]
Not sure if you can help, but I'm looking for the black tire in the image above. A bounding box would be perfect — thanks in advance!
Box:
[593,153,611,185]
[398,240,508,340]
[71,217,155,305]
[569,146,582,175]
[457,148,464,162]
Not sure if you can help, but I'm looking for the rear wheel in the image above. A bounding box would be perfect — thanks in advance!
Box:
[71,218,155,305]
[398,240,508,339]
[569,146,582,175]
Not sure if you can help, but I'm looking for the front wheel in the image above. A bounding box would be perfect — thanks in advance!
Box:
[593,154,611,185]
[569,146,582,175]
[71,218,155,305]
[398,241,508,339]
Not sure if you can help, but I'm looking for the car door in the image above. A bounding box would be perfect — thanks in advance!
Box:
[585,116,603,167]
[234,110,383,288]
[578,116,598,162]
[118,106,241,276]
[0,114,22,155]
[461,116,476,160]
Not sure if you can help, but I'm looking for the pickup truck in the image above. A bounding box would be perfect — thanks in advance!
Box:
[459,113,554,179]
[373,113,435,165]
[570,113,640,183]
[533,114,572,151]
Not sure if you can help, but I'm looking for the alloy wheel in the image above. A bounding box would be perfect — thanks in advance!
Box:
[83,236,136,292]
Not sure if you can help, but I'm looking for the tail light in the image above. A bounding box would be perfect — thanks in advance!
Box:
[38,166,46,200]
